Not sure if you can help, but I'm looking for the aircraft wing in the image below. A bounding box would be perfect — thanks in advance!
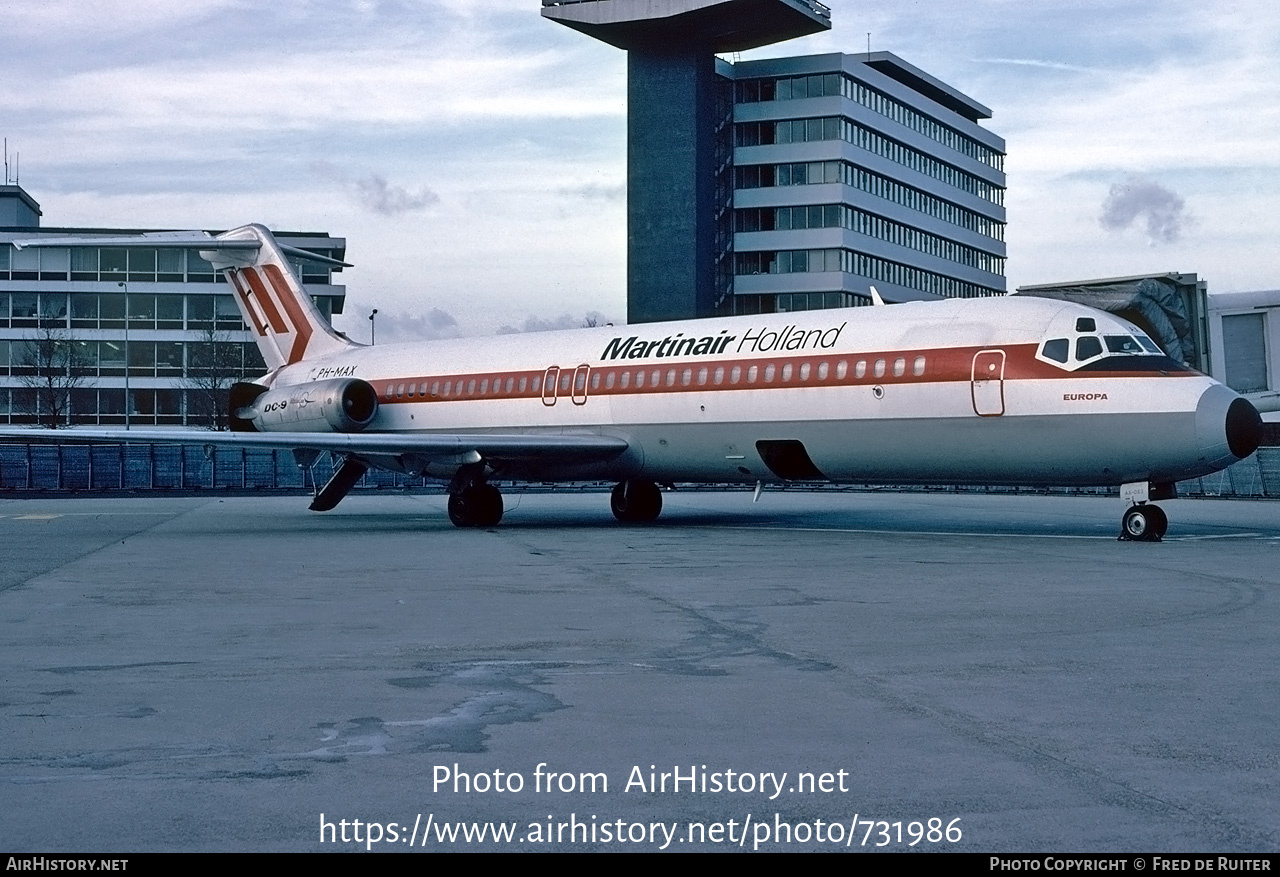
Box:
[0,427,629,465]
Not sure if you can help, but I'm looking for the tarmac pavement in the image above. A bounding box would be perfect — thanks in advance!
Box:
[1,490,1276,852]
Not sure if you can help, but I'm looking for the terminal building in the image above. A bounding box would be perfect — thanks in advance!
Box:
[543,0,1007,322]
[0,185,347,427]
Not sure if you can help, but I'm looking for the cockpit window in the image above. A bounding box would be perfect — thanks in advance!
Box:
[1075,317,1096,332]
[1076,336,1103,361]
[1042,338,1070,363]
[1135,335,1161,354]
[1104,335,1143,354]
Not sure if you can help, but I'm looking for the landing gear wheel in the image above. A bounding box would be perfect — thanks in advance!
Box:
[1149,504,1168,539]
[448,484,504,528]
[611,480,662,523]
[1120,504,1165,542]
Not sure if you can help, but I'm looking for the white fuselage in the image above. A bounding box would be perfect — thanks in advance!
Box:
[258,296,1249,488]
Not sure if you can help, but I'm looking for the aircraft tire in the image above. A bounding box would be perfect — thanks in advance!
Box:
[611,480,662,523]
[1120,505,1162,542]
[448,484,504,528]
[1149,504,1168,539]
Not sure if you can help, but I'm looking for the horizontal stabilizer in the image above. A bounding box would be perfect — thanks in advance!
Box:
[9,231,352,267]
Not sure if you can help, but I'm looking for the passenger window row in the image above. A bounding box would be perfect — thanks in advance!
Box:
[382,356,931,402]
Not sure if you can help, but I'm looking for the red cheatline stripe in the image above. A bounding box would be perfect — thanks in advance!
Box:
[370,344,1195,405]
[240,266,289,334]
[263,264,314,365]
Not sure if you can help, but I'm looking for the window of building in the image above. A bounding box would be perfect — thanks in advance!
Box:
[156,342,184,376]
[99,248,127,278]
[156,295,184,329]
[187,250,216,282]
[734,159,1005,243]
[215,295,243,329]
[735,73,1004,172]
[128,248,157,282]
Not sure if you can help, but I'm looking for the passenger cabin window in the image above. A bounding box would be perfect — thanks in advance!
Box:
[1042,338,1070,363]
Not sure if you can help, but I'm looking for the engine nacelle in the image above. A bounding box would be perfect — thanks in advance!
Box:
[243,378,379,433]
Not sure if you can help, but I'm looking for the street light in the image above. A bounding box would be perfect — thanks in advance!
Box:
[369,308,378,346]
[117,279,130,430]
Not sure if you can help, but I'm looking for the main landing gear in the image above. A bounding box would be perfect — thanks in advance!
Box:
[448,483,503,528]
[1118,481,1174,542]
[611,480,662,523]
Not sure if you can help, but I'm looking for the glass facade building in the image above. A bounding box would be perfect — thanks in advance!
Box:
[0,186,346,426]
[543,0,1005,321]
[726,52,1006,315]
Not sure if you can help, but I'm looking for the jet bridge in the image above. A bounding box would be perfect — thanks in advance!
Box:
[1015,273,1209,373]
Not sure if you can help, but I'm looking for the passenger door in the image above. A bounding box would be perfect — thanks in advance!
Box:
[971,349,1006,416]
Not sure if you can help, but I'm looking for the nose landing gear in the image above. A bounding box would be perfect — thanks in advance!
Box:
[1118,481,1174,542]
[1120,503,1167,542]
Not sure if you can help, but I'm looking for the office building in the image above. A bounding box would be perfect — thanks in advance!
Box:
[543,0,1006,321]
[0,184,346,427]
[728,51,1006,315]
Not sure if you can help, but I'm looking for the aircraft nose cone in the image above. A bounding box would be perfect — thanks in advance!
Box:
[1226,396,1263,459]
[1196,384,1262,467]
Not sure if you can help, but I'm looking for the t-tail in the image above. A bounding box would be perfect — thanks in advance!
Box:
[201,224,357,371]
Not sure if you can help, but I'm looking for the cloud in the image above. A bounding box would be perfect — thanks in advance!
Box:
[559,183,625,202]
[979,57,1096,74]
[1099,177,1191,244]
[367,308,464,344]
[310,163,439,216]
[496,311,613,334]
[355,174,440,216]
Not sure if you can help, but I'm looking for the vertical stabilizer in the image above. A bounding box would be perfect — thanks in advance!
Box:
[202,224,356,371]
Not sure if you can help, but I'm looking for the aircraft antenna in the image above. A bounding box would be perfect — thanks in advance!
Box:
[866,33,871,59]
[3,138,8,185]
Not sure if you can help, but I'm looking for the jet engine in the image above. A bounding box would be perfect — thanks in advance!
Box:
[240,378,379,433]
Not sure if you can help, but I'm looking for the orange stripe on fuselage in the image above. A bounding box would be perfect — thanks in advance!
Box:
[263,264,313,365]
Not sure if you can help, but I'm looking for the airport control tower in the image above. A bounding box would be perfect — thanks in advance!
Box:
[542,0,832,323]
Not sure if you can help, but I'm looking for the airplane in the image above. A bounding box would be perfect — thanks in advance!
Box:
[2,223,1264,541]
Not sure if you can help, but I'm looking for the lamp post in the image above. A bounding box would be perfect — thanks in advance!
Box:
[369,308,378,346]
[117,279,129,430]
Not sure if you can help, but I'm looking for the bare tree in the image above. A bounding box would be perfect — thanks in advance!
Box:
[186,326,249,430]
[14,324,88,428]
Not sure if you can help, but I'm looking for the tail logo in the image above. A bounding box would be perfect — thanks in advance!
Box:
[227,266,313,365]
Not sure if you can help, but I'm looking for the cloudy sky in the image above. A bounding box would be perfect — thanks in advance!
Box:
[3,0,1278,342]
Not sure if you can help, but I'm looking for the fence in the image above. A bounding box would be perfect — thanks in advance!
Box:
[0,443,420,493]
[2,442,1279,499]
